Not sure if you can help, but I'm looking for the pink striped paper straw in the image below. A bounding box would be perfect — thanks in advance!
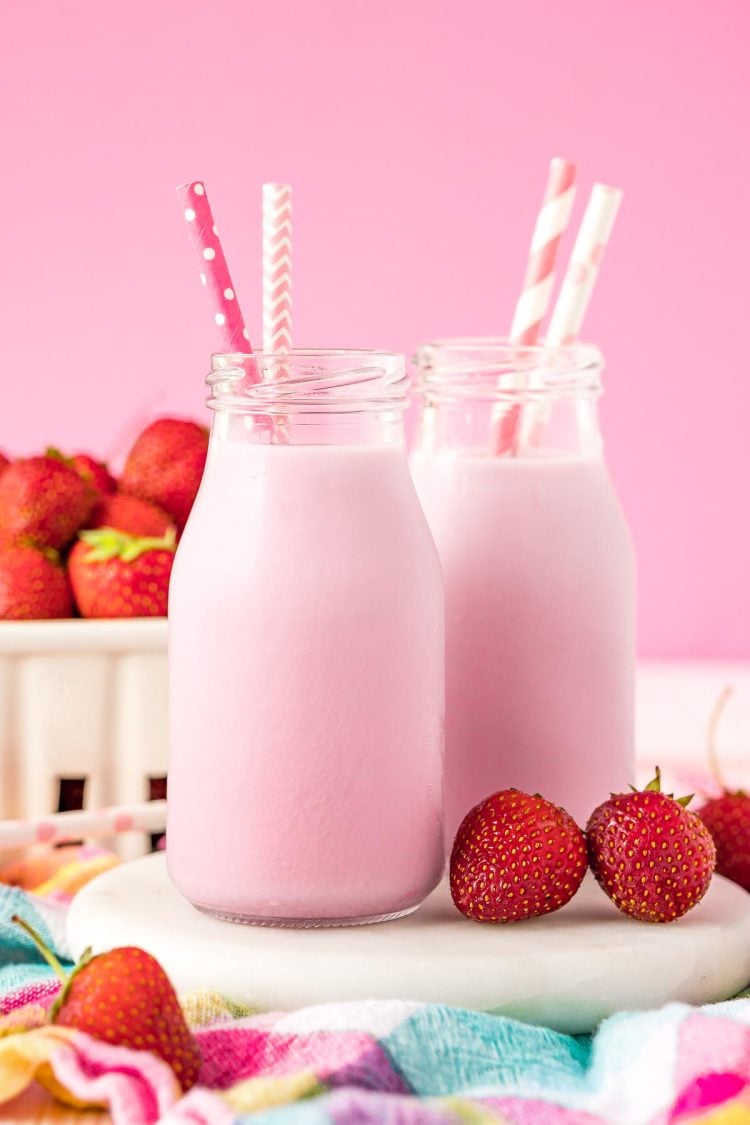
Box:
[517,182,623,449]
[0,800,167,850]
[545,182,623,345]
[176,181,252,355]
[510,158,578,345]
[492,157,577,454]
[262,183,293,355]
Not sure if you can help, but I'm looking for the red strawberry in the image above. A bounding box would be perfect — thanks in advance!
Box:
[0,546,72,619]
[0,456,96,550]
[70,453,118,497]
[121,418,208,531]
[88,493,175,538]
[698,687,750,891]
[12,915,200,1092]
[586,767,716,923]
[450,789,588,923]
[699,793,750,891]
[0,452,9,476]
[69,528,175,618]
[44,447,117,500]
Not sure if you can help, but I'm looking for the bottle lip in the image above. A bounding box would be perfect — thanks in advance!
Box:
[416,337,603,400]
[207,349,409,413]
[210,347,404,365]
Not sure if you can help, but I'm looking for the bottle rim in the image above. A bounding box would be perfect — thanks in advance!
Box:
[416,338,603,401]
[207,349,409,414]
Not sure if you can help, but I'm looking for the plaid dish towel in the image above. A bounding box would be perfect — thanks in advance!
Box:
[2,858,750,1123]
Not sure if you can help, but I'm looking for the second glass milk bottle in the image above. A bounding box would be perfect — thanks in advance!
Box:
[411,339,635,840]
[168,351,445,926]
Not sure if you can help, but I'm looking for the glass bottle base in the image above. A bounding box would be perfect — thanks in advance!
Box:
[193,902,421,929]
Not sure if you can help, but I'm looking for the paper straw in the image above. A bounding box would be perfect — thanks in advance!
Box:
[0,800,167,851]
[262,183,293,354]
[176,181,252,355]
[545,182,623,345]
[510,158,578,345]
[492,158,577,454]
[514,182,623,450]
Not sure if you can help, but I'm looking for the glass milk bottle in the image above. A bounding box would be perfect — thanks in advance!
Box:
[411,339,635,840]
[168,351,445,926]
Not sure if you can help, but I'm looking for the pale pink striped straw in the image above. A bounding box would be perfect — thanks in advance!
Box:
[262,183,293,356]
[492,157,577,454]
[516,182,623,449]
[545,182,623,345]
[176,180,252,356]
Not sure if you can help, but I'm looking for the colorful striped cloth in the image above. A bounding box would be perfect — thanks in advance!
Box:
[2,856,750,1123]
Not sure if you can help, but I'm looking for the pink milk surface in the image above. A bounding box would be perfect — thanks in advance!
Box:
[411,451,635,840]
[167,437,445,923]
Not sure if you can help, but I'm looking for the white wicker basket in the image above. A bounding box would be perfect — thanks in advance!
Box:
[0,619,168,857]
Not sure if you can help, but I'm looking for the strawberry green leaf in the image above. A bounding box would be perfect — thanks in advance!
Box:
[44,446,70,465]
[78,527,177,563]
[643,767,662,793]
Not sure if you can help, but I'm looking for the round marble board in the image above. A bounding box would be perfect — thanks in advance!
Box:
[67,854,750,1035]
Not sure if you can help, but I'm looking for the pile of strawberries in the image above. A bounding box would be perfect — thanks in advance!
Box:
[449,767,747,925]
[0,418,208,620]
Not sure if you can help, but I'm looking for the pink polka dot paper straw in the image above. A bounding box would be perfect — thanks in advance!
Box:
[0,800,167,850]
[493,157,578,455]
[262,183,293,354]
[176,180,252,355]
[545,182,623,345]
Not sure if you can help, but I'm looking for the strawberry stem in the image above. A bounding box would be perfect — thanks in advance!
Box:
[11,914,69,983]
[706,686,734,792]
[631,767,693,807]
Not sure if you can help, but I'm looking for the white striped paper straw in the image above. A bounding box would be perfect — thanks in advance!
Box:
[262,183,293,355]
[546,182,623,345]
[0,800,167,851]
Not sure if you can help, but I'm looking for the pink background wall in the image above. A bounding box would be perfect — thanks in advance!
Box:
[1,1,748,657]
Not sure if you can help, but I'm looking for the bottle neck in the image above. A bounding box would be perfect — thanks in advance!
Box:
[414,340,605,458]
[207,350,409,447]
[416,393,603,458]
[210,408,407,447]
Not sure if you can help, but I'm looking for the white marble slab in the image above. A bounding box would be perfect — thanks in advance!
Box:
[67,854,750,1035]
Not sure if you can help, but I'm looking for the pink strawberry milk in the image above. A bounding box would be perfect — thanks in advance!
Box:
[168,351,445,925]
[411,340,635,840]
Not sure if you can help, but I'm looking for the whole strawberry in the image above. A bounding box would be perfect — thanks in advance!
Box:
[70,453,118,497]
[450,789,588,923]
[69,528,176,618]
[699,793,750,891]
[586,768,716,923]
[0,546,72,619]
[13,916,200,1092]
[0,456,96,550]
[698,687,750,891]
[89,493,175,538]
[45,447,118,500]
[121,418,208,531]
